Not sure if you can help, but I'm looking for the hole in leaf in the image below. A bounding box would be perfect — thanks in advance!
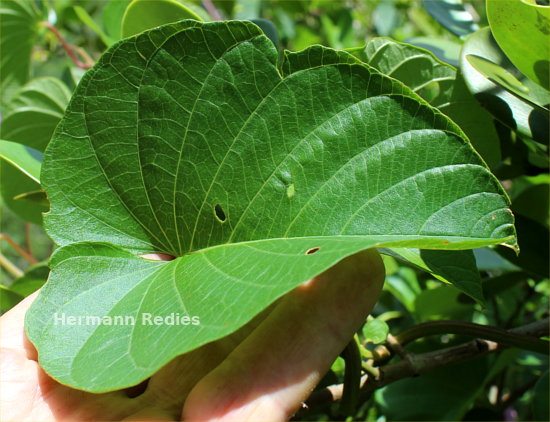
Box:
[140,253,176,261]
[214,204,226,222]
[305,247,320,255]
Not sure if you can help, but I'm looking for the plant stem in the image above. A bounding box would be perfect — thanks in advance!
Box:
[40,22,93,69]
[304,318,549,410]
[24,223,33,258]
[0,253,24,278]
[339,336,362,418]
[395,320,548,354]
[202,0,222,20]
[0,233,37,264]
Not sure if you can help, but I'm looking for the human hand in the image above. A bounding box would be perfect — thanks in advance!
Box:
[0,249,384,421]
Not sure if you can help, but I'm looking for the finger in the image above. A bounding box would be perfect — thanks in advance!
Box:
[182,249,385,421]
[0,291,40,360]
[141,303,276,413]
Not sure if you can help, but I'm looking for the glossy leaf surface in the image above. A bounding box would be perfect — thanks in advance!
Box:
[460,28,549,145]
[487,0,550,90]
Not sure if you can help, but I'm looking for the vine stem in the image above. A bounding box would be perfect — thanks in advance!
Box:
[0,253,24,278]
[202,0,222,20]
[40,21,93,69]
[0,233,37,264]
[339,336,362,417]
[303,318,549,410]
[395,319,548,354]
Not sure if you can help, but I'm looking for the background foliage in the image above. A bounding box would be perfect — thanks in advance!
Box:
[0,0,548,421]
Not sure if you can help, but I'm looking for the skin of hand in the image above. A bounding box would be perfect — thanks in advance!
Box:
[0,249,385,422]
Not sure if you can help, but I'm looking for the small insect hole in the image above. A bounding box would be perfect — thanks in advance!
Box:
[214,204,227,222]
[305,247,320,255]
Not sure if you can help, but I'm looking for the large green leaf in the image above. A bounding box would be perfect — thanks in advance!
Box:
[487,0,550,90]
[0,0,43,109]
[26,20,516,392]
[357,38,501,169]
[460,27,549,145]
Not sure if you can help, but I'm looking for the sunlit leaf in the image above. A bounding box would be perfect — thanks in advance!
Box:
[26,20,515,392]
[121,0,203,38]
[0,140,42,183]
[487,0,550,90]
[460,27,549,145]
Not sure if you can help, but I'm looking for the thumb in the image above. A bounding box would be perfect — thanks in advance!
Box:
[183,248,385,421]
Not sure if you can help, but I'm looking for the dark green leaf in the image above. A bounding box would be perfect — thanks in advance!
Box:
[533,370,550,421]
[423,0,478,38]
[10,262,49,297]
[382,247,483,303]
[0,285,24,313]
[1,77,71,151]
[74,5,114,47]
[0,0,43,109]
[26,20,516,392]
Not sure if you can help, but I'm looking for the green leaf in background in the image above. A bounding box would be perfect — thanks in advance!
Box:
[0,285,24,313]
[422,0,478,38]
[381,247,483,303]
[102,0,131,41]
[487,0,550,90]
[0,161,46,225]
[0,0,43,109]
[467,54,549,112]
[0,77,70,224]
[373,1,399,37]
[532,370,550,421]
[0,137,46,225]
[376,356,492,420]
[362,318,389,344]
[26,20,516,392]
[0,140,43,183]
[405,36,461,67]
[357,38,501,168]
[121,0,203,38]
[10,262,49,297]
[249,18,279,49]
[460,27,549,145]
[73,5,114,47]
[1,77,72,151]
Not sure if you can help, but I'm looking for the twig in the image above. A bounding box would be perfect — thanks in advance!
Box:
[40,22,93,69]
[24,223,33,258]
[395,320,548,354]
[0,233,37,264]
[0,253,24,278]
[339,336,362,417]
[202,0,221,20]
[304,319,549,409]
